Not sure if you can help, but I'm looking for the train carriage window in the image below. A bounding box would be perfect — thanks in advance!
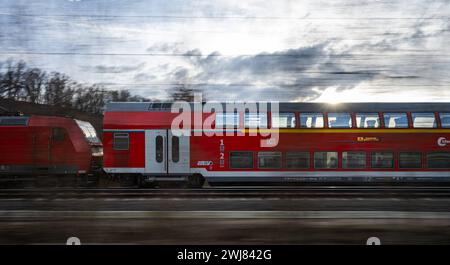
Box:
[412,113,437,128]
[314,152,338,169]
[172,136,179,163]
[328,113,352,128]
[271,113,296,128]
[286,152,310,169]
[244,113,268,128]
[258,152,282,169]
[52,127,65,141]
[113,133,129,151]
[216,113,240,128]
[230,152,253,169]
[427,152,450,169]
[75,119,101,144]
[399,152,422,169]
[371,152,394,168]
[356,113,380,128]
[383,113,409,128]
[300,113,324,128]
[440,113,450,128]
[155,136,164,163]
[342,152,366,169]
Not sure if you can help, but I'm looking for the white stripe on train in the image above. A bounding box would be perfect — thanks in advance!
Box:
[103,167,450,178]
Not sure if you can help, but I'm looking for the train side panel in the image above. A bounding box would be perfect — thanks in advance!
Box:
[0,115,99,176]
[102,102,450,185]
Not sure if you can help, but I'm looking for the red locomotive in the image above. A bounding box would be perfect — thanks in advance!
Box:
[0,114,102,184]
[103,102,450,187]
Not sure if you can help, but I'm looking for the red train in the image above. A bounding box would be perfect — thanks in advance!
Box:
[2,102,449,188]
[103,102,450,187]
[0,115,102,183]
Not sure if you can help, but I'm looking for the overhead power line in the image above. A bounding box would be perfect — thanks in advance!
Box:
[1,13,450,20]
[92,83,450,87]
[1,52,450,57]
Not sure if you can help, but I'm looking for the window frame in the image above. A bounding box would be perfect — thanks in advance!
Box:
[426,152,450,169]
[383,112,409,129]
[411,112,437,128]
[285,151,310,169]
[314,151,339,169]
[370,151,394,169]
[271,112,297,128]
[113,132,130,151]
[229,151,254,169]
[244,112,268,128]
[257,151,282,169]
[51,127,66,142]
[398,152,422,169]
[299,112,325,128]
[355,113,381,129]
[439,113,450,128]
[327,113,353,129]
[155,135,164,163]
[171,136,180,163]
[342,151,367,169]
[0,117,29,126]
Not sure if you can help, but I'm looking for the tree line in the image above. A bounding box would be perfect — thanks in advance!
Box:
[0,60,151,115]
[0,60,203,115]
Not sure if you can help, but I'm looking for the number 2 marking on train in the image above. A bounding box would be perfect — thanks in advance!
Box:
[220,139,225,167]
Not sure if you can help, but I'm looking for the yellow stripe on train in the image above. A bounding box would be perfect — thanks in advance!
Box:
[244,129,450,133]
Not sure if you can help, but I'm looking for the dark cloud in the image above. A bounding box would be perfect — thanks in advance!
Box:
[134,72,157,82]
[83,63,146,74]
[147,42,184,53]
[2,0,450,101]
[157,42,384,100]
[171,67,190,81]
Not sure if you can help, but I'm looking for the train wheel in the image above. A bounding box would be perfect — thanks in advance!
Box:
[137,176,157,188]
[119,174,137,187]
[76,174,99,188]
[187,174,205,188]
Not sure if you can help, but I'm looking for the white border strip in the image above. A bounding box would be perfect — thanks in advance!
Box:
[193,168,450,178]
[104,167,145,173]
[103,167,450,178]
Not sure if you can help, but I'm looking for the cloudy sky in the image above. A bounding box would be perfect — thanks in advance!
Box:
[1,0,450,102]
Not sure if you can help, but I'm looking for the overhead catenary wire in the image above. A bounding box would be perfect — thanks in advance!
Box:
[1,13,450,20]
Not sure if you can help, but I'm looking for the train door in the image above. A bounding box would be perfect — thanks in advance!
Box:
[168,130,190,174]
[145,130,167,174]
[145,130,190,175]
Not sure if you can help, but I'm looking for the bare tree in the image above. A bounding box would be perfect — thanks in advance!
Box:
[109,90,131,102]
[0,59,153,115]
[0,60,26,100]
[73,85,108,114]
[44,72,75,108]
[23,68,46,103]
[170,85,195,102]
[107,89,152,102]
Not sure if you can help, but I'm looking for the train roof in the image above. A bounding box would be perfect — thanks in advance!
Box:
[105,102,450,113]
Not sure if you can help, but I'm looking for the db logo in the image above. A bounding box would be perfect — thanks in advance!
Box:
[437,137,450,147]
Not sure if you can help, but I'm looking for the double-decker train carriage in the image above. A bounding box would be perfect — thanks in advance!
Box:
[0,115,102,184]
[103,102,450,187]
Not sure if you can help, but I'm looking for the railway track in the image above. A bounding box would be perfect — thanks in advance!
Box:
[1,186,450,198]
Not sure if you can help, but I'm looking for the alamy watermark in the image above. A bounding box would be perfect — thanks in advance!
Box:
[170,93,280,147]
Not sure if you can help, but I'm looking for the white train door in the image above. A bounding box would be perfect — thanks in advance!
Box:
[168,130,190,174]
[145,130,190,175]
[145,130,166,174]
